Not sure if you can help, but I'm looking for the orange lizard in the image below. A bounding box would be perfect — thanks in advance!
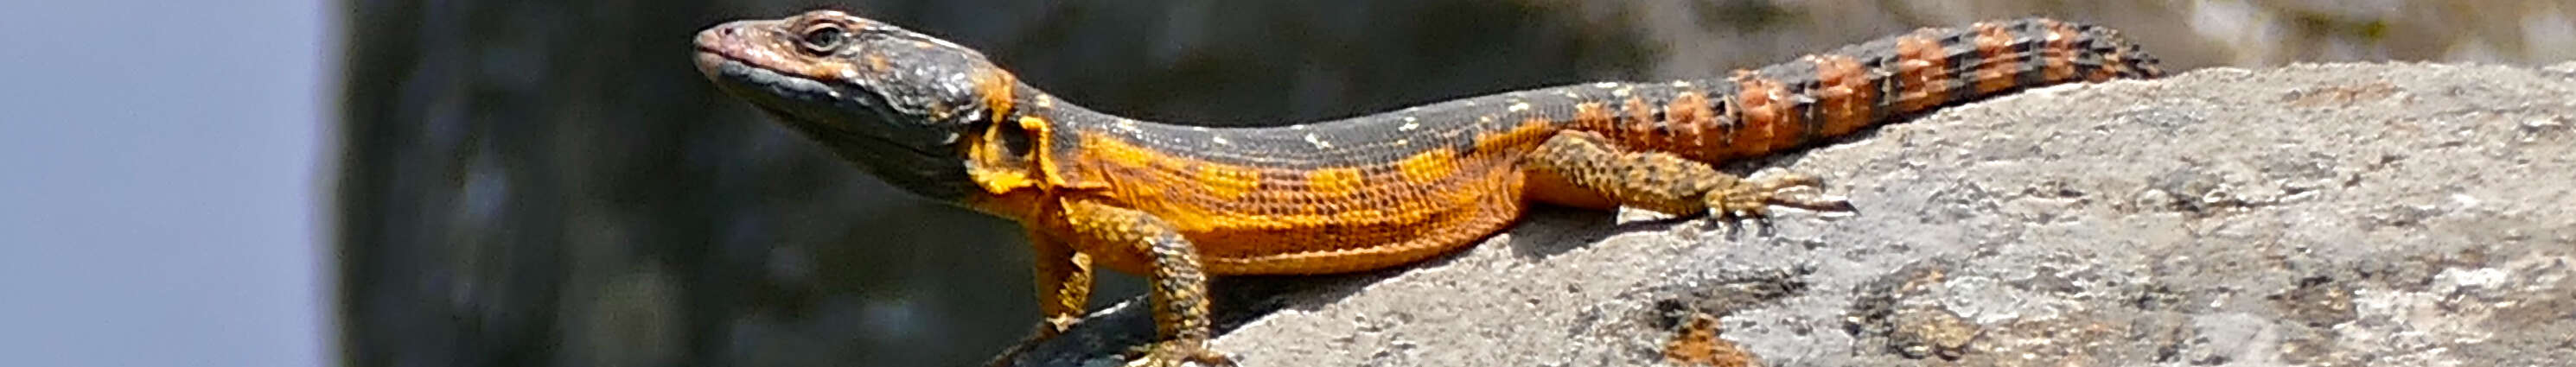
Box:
[692,9,2162,366]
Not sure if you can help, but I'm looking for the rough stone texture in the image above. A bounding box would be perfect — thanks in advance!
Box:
[1012,62,2576,366]
[340,1,2576,364]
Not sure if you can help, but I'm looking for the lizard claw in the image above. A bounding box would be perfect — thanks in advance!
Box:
[983,318,1087,367]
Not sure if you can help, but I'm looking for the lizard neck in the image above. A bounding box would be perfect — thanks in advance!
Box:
[956,83,1130,220]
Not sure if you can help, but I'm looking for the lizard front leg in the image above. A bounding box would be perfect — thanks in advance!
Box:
[984,231,1094,367]
[1524,130,1851,218]
[1056,199,1234,367]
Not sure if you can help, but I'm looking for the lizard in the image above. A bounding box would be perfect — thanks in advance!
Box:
[692,9,2162,366]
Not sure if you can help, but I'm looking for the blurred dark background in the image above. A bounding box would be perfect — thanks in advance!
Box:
[333,1,2574,366]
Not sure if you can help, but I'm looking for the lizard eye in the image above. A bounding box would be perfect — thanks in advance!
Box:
[797,23,849,54]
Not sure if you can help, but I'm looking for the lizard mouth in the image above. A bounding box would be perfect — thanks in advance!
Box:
[698,51,980,199]
[693,44,950,160]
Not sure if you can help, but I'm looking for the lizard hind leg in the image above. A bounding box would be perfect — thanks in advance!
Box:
[1523,130,1852,220]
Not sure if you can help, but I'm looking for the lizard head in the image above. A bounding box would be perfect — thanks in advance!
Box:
[693,9,1021,201]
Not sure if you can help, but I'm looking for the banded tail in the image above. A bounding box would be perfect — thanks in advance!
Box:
[1568,17,2163,162]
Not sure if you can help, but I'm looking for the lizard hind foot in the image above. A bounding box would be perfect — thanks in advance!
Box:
[1705,169,1853,220]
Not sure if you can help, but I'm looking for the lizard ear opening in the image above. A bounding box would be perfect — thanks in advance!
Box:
[995,117,1037,157]
[964,116,1045,194]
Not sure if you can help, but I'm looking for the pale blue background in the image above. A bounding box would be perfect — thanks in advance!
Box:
[0,1,328,366]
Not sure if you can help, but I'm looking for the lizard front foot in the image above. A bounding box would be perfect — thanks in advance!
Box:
[1124,339,1235,367]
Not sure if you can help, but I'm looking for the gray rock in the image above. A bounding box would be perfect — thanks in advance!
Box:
[1011,62,2576,366]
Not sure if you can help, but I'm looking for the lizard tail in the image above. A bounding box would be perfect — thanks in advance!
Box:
[1580,18,2164,162]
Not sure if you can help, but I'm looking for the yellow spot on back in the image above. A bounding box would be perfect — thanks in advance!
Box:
[1196,164,1261,200]
[1306,168,1366,196]
[1081,132,1165,181]
[1395,149,1459,184]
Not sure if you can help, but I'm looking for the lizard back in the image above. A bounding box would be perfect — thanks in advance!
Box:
[1032,18,2161,274]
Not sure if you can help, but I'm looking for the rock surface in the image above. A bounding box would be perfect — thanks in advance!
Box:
[1011,62,2576,366]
